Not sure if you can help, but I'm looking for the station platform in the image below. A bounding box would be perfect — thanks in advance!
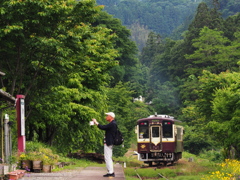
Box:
[22,163,126,180]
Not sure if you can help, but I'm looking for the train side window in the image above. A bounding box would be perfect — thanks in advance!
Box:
[162,121,173,138]
[177,127,182,140]
[139,121,149,139]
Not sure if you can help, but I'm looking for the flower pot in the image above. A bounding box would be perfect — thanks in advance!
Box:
[32,160,42,169]
[16,170,26,178]
[22,160,32,170]
[8,172,19,180]
[42,165,52,173]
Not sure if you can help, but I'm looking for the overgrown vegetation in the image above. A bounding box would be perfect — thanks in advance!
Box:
[12,141,103,172]
[0,0,148,157]
[202,159,240,180]
[0,0,240,171]
[122,151,224,180]
[51,158,103,172]
[118,148,240,180]
[10,142,240,179]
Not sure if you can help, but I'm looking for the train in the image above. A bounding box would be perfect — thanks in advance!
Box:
[136,114,184,166]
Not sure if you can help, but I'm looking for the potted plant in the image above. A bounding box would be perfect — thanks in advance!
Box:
[42,155,53,173]
[19,152,32,170]
[42,151,59,172]
[30,151,43,170]
[9,155,18,172]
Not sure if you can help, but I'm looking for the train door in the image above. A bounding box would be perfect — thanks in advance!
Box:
[150,125,162,151]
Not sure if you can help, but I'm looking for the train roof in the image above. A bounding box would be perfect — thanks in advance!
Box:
[137,114,182,123]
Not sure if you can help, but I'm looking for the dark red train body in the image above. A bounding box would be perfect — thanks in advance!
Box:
[136,114,184,166]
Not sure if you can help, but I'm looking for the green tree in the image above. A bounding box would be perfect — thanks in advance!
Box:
[224,13,240,41]
[179,75,199,103]
[93,11,138,87]
[181,70,240,158]
[193,70,236,121]
[140,32,163,67]
[185,27,240,76]
[185,27,228,76]
[207,72,240,159]
[0,0,119,153]
[204,0,240,18]
[150,81,181,115]
[182,2,223,77]
[144,38,185,112]
[127,62,149,98]
[183,125,213,155]
[149,38,182,83]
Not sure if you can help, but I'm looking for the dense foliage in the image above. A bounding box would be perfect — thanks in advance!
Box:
[139,1,240,159]
[97,0,201,37]
[0,0,149,156]
[97,0,240,50]
[0,0,240,161]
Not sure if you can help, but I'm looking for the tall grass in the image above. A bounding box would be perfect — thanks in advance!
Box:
[123,151,219,180]
[52,158,102,172]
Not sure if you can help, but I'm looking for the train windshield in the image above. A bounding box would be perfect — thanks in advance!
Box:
[152,127,159,137]
[139,121,149,138]
[162,120,173,138]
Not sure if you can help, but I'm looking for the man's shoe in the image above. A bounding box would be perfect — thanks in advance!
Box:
[103,173,115,177]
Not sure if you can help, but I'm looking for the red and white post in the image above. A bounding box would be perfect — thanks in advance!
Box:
[16,95,25,153]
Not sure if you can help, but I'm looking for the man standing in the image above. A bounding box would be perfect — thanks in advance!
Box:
[92,112,117,177]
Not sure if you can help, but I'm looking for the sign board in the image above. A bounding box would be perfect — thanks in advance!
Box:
[20,98,25,136]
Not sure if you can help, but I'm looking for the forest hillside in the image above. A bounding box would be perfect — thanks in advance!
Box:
[96,0,240,50]
[0,0,239,161]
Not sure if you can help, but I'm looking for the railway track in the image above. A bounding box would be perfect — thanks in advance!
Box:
[140,161,176,169]
[134,167,169,180]
[133,162,176,180]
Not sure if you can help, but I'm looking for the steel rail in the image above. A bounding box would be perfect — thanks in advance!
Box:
[134,168,142,180]
[158,173,169,180]
[135,167,170,180]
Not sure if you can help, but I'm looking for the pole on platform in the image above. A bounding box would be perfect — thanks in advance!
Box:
[4,114,9,164]
[16,95,25,153]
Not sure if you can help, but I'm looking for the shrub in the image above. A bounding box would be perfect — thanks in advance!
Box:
[201,159,240,180]
[17,141,59,165]
[199,150,224,162]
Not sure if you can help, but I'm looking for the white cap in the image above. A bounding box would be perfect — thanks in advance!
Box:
[105,112,115,118]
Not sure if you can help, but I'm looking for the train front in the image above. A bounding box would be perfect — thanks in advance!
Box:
[136,115,183,166]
